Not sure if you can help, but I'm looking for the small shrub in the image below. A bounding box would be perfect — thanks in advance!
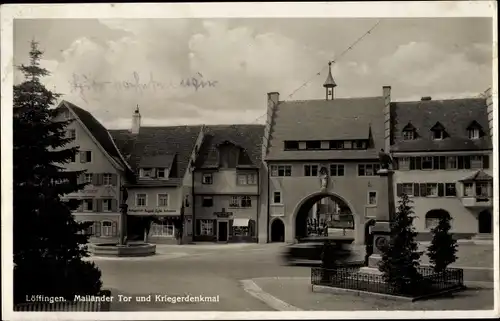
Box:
[427,215,458,273]
[379,193,422,294]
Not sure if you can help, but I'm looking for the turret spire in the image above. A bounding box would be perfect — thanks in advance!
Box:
[323,61,337,100]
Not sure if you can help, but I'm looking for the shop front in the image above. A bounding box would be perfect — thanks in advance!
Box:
[127,207,185,244]
[195,208,257,243]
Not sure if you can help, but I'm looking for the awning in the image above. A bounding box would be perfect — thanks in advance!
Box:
[459,170,493,182]
[232,218,250,227]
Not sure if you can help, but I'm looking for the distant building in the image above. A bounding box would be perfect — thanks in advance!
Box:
[391,89,494,240]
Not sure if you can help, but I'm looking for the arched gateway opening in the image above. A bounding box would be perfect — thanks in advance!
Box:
[293,192,354,241]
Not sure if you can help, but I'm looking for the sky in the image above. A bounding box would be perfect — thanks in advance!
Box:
[13,17,493,129]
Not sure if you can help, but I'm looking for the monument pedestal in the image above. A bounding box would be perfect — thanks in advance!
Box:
[359,167,395,275]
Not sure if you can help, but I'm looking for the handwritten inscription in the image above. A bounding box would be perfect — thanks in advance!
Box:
[69,72,218,101]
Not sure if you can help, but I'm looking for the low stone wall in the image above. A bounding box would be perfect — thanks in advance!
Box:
[90,243,156,257]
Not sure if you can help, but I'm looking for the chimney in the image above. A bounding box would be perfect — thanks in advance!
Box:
[131,105,141,134]
[421,96,432,101]
[262,92,280,159]
[383,86,391,151]
[485,87,493,141]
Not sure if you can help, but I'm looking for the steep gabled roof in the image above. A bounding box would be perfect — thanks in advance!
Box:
[265,97,385,160]
[59,101,130,171]
[194,125,265,169]
[109,126,203,186]
[391,98,492,152]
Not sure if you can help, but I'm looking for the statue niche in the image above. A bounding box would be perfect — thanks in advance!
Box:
[319,166,329,190]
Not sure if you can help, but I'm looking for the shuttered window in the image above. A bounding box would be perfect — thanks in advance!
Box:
[397,183,457,198]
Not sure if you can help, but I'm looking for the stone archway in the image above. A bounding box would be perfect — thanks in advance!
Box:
[270,218,285,242]
[291,192,355,242]
[425,209,451,230]
[478,210,492,234]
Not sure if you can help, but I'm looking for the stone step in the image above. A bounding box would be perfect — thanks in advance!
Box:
[472,234,493,240]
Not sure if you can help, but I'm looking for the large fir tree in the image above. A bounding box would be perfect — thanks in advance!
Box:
[13,40,102,304]
[378,193,422,293]
[427,214,458,273]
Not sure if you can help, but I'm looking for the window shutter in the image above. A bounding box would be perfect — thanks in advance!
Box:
[393,158,399,170]
[92,174,99,186]
[80,151,86,163]
[464,156,471,169]
[97,174,103,186]
[95,222,102,237]
[438,183,445,197]
[196,220,201,236]
[409,157,415,170]
[396,184,403,197]
[458,156,464,169]
[420,183,427,197]
[483,155,489,169]
[433,156,440,170]
[415,157,422,170]
[112,221,117,236]
[439,156,446,170]
[111,174,118,186]
[111,199,118,212]
[413,183,420,197]
[92,199,98,212]
[96,199,102,212]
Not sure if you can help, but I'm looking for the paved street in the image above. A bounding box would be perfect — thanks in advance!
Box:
[90,243,309,311]
[87,242,494,311]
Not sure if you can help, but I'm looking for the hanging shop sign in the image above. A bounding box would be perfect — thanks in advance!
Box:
[214,208,233,218]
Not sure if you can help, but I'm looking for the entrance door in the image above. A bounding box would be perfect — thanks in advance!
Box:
[478,210,492,234]
[271,219,285,242]
[217,221,228,242]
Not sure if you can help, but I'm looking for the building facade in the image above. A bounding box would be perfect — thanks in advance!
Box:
[391,89,494,240]
[55,101,130,243]
[109,110,203,244]
[56,71,493,245]
[192,125,265,243]
[261,65,391,245]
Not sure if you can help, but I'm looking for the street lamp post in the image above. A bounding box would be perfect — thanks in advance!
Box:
[119,185,129,246]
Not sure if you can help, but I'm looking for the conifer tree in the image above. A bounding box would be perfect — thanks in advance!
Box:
[379,193,422,293]
[13,40,102,304]
[427,214,458,273]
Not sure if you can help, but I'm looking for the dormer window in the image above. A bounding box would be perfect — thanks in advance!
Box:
[430,122,447,141]
[403,130,415,140]
[140,168,154,178]
[433,130,444,140]
[402,122,416,140]
[157,168,168,179]
[468,129,480,140]
[467,121,483,140]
